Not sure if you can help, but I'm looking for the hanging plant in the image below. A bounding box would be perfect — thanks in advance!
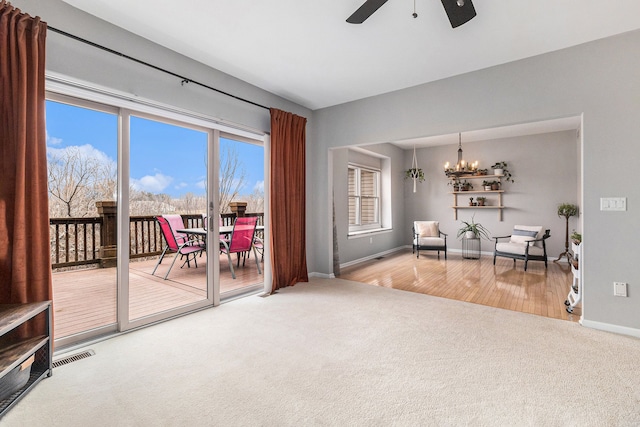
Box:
[405,146,425,193]
[404,168,425,182]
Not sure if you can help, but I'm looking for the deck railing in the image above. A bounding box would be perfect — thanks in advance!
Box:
[50,202,263,270]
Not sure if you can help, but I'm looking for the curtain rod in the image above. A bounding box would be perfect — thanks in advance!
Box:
[47,26,271,112]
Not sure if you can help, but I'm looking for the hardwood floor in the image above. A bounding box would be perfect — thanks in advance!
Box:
[339,249,581,322]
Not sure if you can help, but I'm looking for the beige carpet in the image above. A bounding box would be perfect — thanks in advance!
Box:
[5,278,640,426]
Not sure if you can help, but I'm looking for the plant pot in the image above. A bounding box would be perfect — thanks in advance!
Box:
[494,168,504,176]
[464,231,477,239]
[477,200,485,206]
[491,183,500,191]
[484,185,491,191]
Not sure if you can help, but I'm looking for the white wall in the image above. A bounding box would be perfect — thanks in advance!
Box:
[312,31,640,334]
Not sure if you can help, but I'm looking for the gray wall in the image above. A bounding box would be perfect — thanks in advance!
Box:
[312,31,640,333]
[331,143,406,266]
[13,0,311,133]
[400,131,579,257]
[13,1,639,333]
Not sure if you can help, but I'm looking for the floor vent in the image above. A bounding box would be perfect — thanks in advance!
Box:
[53,350,95,368]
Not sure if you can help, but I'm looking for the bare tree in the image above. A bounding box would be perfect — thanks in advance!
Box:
[245,185,265,214]
[48,146,116,217]
[218,144,247,214]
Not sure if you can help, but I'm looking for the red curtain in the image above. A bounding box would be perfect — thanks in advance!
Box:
[0,1,51,332]
[269,108,308,292]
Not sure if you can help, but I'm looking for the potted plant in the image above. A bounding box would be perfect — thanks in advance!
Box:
[491,162,514,183]
[476,196,486,206]
[469,197,474,206]
[570,230,582,245]
[556,203,579,262]
[490,180,500,191]
[461,181,473,191]
[482,180,492,191]
[477,168,488,176]
[457,215,491,240]
[405,167,425,193]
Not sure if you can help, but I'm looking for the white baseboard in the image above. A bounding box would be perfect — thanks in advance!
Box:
[339,246,407,269]
[580,319,640,339]
[308,272,334,279]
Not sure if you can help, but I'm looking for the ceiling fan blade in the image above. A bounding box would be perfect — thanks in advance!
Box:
[346,0,389,24]
[441,0,476,28]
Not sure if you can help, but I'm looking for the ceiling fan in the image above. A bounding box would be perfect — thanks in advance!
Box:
[347,0,476,28]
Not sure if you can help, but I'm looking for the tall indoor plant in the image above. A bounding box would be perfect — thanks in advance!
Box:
[555,203,579,263]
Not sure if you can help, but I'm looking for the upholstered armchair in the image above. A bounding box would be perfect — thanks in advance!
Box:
[493,225,550,271]
[413,221,447,259]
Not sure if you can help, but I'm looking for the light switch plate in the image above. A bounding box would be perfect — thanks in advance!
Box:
[614,282,627,297]
[601,197,627,211]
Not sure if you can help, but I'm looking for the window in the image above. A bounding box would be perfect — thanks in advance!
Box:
[348,164,380,232]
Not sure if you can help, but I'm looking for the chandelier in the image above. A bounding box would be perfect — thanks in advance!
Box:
[444,133,477,177]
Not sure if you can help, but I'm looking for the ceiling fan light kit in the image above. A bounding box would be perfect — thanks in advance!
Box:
[347,0,476,28]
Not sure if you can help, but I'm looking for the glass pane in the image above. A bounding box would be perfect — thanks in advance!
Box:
[360,170,377,196]
[348,196,357,225]
[46,100,118,342]
[361,197,378,225]
[219,137,264,296]
[348,168,356,196]
[129,116,208,322]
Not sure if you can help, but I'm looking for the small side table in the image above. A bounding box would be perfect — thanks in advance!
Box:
[462,237,481,259]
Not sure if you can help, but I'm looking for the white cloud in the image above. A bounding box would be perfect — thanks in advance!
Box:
[46,131,63,145]
[253,180,264,192]
[196,180,206,189]
[175,182,188,189]
[131,173,173,193]
[47,144,115,169]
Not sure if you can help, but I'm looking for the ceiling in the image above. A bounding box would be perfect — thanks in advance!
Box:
[59,0,640,111]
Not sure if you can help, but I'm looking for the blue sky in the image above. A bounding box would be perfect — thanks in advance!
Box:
[45,100,264,197]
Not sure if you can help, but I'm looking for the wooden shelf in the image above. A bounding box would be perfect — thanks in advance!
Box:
[449,174,505,221]
[452,206,504,209]
[450,190,504,194]
[0,302,52,417]
[446,173,503,180]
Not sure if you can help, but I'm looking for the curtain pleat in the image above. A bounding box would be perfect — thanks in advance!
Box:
[0,1,52,335]
[269,108,308,292]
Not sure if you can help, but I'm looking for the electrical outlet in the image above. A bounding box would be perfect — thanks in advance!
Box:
[613,282,627,297]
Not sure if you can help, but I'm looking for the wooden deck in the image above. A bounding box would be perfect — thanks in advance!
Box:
[339,249,580,322]
[52,252,264,339]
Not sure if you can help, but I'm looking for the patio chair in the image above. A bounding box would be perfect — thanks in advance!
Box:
[220,216,262,279]
[152,215,206,280]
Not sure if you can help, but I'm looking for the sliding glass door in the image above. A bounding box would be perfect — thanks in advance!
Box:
[126,114,211,324]
[47,86,267,347]
[46,96,119,345]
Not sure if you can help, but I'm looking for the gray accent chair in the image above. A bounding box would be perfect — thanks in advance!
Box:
[412,221,447,259]
[493,225,550,271]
